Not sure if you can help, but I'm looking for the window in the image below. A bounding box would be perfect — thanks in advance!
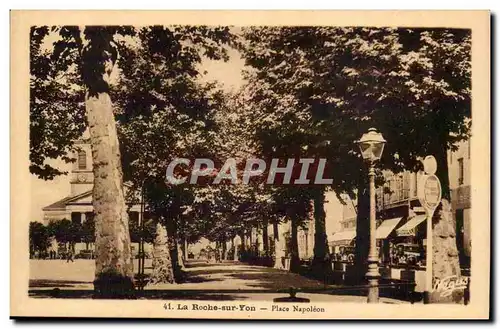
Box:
[85,212,95,222]
[397,175,404,200]
[458,158,464,185]
[71,212,82,225]
[78,151,87,170]
[402,172,409,199]
[128,212,139,226]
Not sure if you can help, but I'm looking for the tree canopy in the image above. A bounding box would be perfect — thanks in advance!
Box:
[241,26,471,196]
[31,26,471,271]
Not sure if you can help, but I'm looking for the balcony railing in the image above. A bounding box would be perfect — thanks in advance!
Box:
[376,173,415,210]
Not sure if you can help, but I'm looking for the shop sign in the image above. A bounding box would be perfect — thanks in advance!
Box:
[417,155,442,217]
[419,175,442,212]
[418,155,444,304]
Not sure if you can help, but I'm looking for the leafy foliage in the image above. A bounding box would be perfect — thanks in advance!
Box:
[29,221,51,256]
[128,213,157,244]
[81,215,95,246]
[47,219,81,245]
[241,26,471,193]
[113,26,237,246]
[30,26,86,179]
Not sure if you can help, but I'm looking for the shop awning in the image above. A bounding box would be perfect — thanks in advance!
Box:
[330,230,356,245]
[396,215,427,237]
[376,217,404,239]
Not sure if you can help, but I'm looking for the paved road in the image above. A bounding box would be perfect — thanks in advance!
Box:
[29,259,406,303]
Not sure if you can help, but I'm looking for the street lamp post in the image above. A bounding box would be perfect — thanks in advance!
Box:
[357,128,386,303]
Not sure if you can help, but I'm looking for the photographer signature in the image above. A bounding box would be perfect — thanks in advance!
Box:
[432,275,469,297]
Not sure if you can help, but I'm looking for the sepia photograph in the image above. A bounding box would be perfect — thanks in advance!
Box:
[10,10,490,319]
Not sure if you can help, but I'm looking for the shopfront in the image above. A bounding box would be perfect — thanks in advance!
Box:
[329,230,356,261]
[393,214,427,266]
[375,217,404,264]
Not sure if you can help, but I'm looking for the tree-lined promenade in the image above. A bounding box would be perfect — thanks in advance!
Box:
[30,26,471,300]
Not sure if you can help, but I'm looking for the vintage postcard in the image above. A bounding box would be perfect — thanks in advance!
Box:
[11,10,490,319]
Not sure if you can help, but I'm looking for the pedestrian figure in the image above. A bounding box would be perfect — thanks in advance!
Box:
[209,249,215,263]
[66,249,74,263]
[206,247,211,263]
[215,249,221,263]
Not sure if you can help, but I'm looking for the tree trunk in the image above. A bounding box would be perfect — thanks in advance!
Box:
[289,217,301,273]
[165,218,183,281]
[149,223,175,285]
[221,240,227,261]
[263,217,269,257]
[82,27,135,298]
[232,236,237,261]
[238,232,247,261]
[182,238,188,262]
[177,241,185,269]
[87,81,134,298]
[434,142,452,201]
[238,232,246,254]
[247,230,252,250]
[179,217,188,262]
[354,178,370,285]
[429,144,462,303]
[311,188,332,275]
[273,222,285,269]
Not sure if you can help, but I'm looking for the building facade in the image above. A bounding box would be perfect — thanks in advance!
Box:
[43,141,143,224]
[448,139,472,264]
[41,141,147,256]
[336,138,472,268]
[329,194,357,255]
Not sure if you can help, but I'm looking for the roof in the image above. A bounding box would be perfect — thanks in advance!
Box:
[42,190,92,211]
[43,184,143,212]
[42,196,73,211]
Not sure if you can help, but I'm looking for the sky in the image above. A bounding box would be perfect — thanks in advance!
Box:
[30,44,246,222]
[198,43,246,92]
